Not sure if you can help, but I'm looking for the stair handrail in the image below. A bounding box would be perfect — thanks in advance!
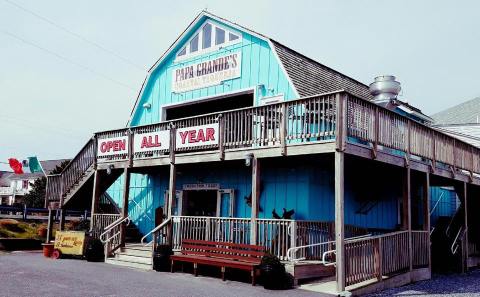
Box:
[286,234,372,262]
[100,216,130,243]
[430,191,445,216]
[446,204,463,238]
[141,217,171,246]
[451,227,465,255]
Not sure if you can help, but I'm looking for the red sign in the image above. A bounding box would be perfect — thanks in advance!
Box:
[97,136,129,157]
[176,123,219,149]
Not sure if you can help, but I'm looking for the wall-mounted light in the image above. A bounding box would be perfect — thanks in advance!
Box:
[106,164,114,175]
[143,102,151,109]
[220,81,231,87]
[244,153,254,167]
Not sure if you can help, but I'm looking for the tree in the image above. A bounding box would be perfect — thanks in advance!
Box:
[23,160,70,208]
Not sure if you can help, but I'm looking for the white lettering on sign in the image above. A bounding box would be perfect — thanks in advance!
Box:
[97,136,129,157]
[176,123,219,149]
[172,52,241,93]
[133,130,170,153]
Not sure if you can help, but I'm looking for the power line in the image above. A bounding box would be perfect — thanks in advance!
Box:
[1,29,137,92]
[3,0,146,73]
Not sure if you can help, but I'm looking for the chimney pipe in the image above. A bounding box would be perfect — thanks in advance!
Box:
[369,75,401,103]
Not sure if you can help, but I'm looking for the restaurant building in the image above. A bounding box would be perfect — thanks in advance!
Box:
[46,11,480,295]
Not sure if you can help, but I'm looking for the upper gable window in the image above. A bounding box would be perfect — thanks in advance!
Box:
[215,27,225,45]
[202,24,212,49]
[176,21,242,61]
[190,33,199,53]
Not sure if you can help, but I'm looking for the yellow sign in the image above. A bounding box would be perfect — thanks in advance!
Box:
[54,231,86,255]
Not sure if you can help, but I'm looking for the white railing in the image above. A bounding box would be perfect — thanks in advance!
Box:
[100,216,130,258]
[286,234,372,263]
[168,216,339,261]
[141,218,171,246]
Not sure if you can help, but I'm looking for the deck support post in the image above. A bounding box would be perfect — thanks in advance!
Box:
[59,209,66,231]
[46,208,54,243]
[120,167,131,247]
[250,157,260,245]
[423,172,431,272]
[402,167,413,273]
[167,163,176,218]
[462,182,469,273]
[89,170,101,232]
[335,151,345,292]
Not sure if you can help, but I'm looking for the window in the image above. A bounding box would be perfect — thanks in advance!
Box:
[22,180,29,189]
[215,27,225,45]
[176,22,242,60]
[190,33,199,53]
[229,33,239,41]
[177,47,186,57]
[202,23,212,49]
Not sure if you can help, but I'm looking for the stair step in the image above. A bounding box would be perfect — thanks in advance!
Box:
[120,248,152,257]
[105,258,152,270]
[116,253,152,265]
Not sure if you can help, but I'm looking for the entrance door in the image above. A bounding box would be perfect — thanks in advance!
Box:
[217,189,235,217]
[183,190,218,216]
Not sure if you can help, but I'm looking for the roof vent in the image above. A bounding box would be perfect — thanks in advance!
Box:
[369,75,401,103]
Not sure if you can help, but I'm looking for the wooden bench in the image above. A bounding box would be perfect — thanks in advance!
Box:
[170,239,265,285]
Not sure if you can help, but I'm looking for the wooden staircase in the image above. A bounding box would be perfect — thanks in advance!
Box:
[105,243,152,270]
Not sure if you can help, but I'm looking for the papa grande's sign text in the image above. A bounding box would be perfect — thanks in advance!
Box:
[172,52,241,93]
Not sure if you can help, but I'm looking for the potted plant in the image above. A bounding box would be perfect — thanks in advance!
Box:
[37,226,47,238]
[260,253,286,289]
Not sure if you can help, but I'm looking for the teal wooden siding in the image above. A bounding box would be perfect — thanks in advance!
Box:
[130,17,297,126]
[107,155,405,236]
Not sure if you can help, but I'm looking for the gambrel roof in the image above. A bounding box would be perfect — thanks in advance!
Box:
[128,11,373,123]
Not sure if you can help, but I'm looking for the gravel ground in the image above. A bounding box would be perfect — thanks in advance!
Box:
[0,251,323,297]
[366,270,480,297]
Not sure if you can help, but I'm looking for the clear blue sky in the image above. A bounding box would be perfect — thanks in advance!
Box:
[1,0,479,170]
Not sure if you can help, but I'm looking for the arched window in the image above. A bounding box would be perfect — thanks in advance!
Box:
[176,21,242,60]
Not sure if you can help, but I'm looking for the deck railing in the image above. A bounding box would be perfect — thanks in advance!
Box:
[166,216,369,261]
[46,90,480,207]
[345,230,429,288]
[91,213,122,238]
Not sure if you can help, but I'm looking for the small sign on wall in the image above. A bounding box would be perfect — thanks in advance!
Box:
[176,123,219,149]
[172,52,241,93]
[97,136,129,157]
[133,130,170,153]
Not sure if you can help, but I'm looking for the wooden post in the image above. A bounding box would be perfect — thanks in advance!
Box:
[423,172,431,272]
[463,182,469,273]
[59,209,66,231]
[218,114,225,160]
[335,151,345,292]
[46,209,54,243]
[280,104,287,156]
[89,170,102,232]
[403,168,413,272]
[250,157,260,245]
[167,164,176,218]
[120,167,130,247]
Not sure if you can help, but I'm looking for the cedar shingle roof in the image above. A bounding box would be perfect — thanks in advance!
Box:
[431,97,480,125]
[271,41,373,100]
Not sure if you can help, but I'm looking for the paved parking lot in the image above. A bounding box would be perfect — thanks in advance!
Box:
[0,251,320,297]
[366,269,480,297]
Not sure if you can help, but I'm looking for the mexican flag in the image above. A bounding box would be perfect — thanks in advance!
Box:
[27,156,43,173]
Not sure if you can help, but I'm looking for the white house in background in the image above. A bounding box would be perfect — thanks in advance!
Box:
[0,159,69,206]
[432,97,480,148]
